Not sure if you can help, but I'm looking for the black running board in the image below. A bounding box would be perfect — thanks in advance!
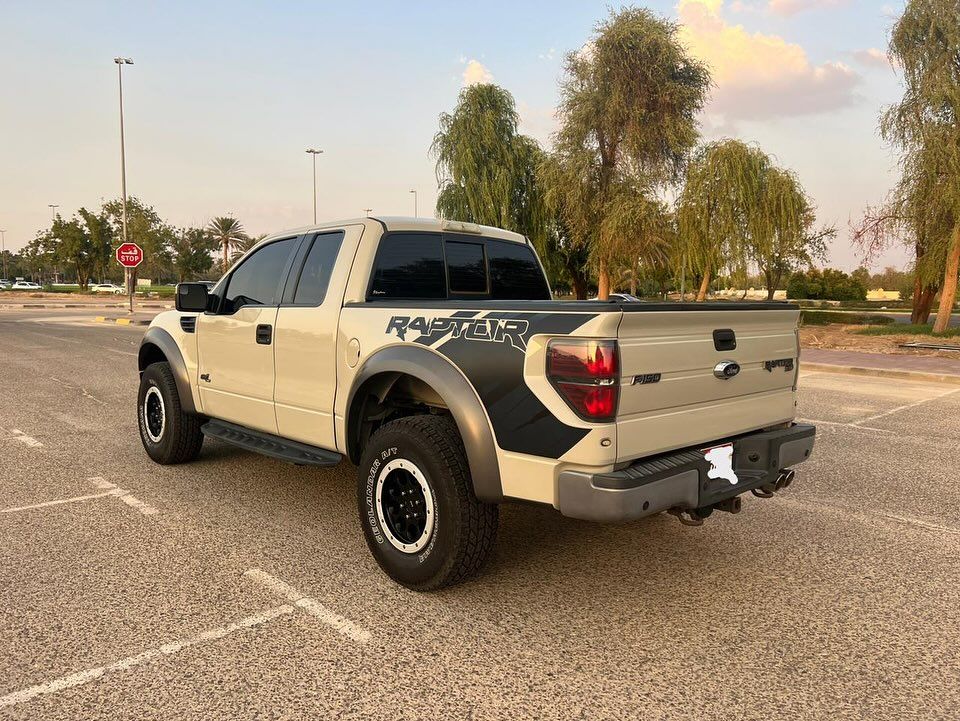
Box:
[201,419,342,467]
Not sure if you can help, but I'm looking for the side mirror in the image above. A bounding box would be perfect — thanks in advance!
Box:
[176,282,209,312]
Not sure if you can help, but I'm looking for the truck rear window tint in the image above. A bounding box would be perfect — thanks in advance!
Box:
[486,240,550,300]
[446,241,488,294]
[369,233,446,299]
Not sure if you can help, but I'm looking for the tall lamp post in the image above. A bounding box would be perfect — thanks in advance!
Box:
[363,208,373,218]
[306,148,323,224]
[409,189,418,218]
[114,57,135,311]
[48,204,59,220]
[48,205,60,283]
[0,229,6,281]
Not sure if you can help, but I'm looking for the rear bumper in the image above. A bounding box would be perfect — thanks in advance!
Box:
[557,423,815,523]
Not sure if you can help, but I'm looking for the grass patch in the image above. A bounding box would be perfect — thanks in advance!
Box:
[855,324,960,338]
[801,310,895,326]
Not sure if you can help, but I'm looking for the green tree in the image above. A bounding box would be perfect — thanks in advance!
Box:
[431,84,548,246]
[677,140,765,300]
[881,0,960,332]
[548,7,710,299]
[103,197,173,284]
[78,208,115,283]
[170,228,216,282]
[751,167,832,300]
[206,216,248,273]
[50,215,97,288]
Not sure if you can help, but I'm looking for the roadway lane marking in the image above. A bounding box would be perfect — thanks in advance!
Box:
[1,490,122,514]
[243,568,371,643]
[9,429,43,447]
[0,605,294,709]
[850,387,960,426]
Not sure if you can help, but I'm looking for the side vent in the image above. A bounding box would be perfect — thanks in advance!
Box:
[180,316,197,333]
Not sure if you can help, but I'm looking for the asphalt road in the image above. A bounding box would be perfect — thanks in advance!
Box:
[1,306,959,720]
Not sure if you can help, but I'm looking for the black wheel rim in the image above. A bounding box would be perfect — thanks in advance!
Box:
[380,468,428,546]
[144,387,165,442]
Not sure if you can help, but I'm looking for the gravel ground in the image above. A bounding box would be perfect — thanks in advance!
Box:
[2,306,958,721]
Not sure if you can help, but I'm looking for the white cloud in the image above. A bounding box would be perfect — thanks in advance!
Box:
[768,0,849,15]
[853,47,891,68]
[462,59,493,86]
[677,0,861,122]
[727,0,850,14]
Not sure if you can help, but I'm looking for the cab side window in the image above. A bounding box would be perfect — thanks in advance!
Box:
[292,231,345,305]
[222,237,297,313]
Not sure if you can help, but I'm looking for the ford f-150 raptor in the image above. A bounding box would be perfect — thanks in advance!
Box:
[137,217,815,590]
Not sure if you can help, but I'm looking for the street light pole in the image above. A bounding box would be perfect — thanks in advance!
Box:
[48,204,59,220]
[0,229,6,281]
[409,189,417,218]
[48,205,59,283]
[306,148,323,224]
[115,56,134,312]
[363,208,373,218]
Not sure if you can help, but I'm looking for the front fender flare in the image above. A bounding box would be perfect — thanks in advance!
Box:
[346,345,503,503]
[139,326,197,415]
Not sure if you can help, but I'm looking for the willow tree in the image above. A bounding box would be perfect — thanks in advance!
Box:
[881,0,960,333]
[549,7,710,299]
[431,84,547,246]
[751,168,832,300]
[677,140,767,300]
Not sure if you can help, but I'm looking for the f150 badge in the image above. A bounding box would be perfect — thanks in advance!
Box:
[713,360,741,380]
[386,315,531,351]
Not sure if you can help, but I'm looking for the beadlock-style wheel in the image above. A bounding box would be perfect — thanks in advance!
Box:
[143,385,166,442]
[375,458,435,553]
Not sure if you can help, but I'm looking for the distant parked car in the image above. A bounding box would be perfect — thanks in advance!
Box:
[90,283,126,295]
[590,292,643,303]
[0,279,10,289]
[11,281,42,291]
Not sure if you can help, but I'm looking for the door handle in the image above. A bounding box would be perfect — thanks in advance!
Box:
[256,324,273,345]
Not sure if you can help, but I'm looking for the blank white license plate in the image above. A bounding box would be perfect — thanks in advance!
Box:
[702,443,739,485]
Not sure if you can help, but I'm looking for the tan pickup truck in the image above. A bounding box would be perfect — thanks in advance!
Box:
[136,217,814,590]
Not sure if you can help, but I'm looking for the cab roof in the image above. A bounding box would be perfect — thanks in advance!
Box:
[262,216,528,244]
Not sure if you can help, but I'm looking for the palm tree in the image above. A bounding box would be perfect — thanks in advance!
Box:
[206,217,247,273]
[230,234,266,265]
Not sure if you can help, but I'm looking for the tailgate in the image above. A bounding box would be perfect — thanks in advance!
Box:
[616,307,799,463]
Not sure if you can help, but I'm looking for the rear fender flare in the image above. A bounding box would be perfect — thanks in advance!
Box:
[346,345,502,503]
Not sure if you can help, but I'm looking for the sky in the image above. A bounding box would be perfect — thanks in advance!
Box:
[0,0,909,270]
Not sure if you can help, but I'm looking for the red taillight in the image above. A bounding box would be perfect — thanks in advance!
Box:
[546,339,619,422]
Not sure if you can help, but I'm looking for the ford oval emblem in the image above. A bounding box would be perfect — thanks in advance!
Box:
[714,360,741,380]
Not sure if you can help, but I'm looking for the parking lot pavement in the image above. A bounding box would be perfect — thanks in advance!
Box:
[2,307,959,720]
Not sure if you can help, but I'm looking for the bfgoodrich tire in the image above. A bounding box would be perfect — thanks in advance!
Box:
[137,361,204,464]
[358,415,498,591]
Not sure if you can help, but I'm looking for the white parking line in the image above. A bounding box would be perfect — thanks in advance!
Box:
[9,429,43,448]
[87,477,159,516]
[1,490,122,514]
[796,418,894,435]
[117,493,159,516]
[0,605,294,709]
[243,568,371,643]
[851,387,960,426]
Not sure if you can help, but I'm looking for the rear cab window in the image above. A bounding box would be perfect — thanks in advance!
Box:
[368,232,550,301]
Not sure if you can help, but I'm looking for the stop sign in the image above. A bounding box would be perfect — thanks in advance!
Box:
[116,242,144,268]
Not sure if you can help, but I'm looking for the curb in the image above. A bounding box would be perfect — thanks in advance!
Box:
[1,303,170,310]
[802,362,960,386]
[93,316,152,327]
